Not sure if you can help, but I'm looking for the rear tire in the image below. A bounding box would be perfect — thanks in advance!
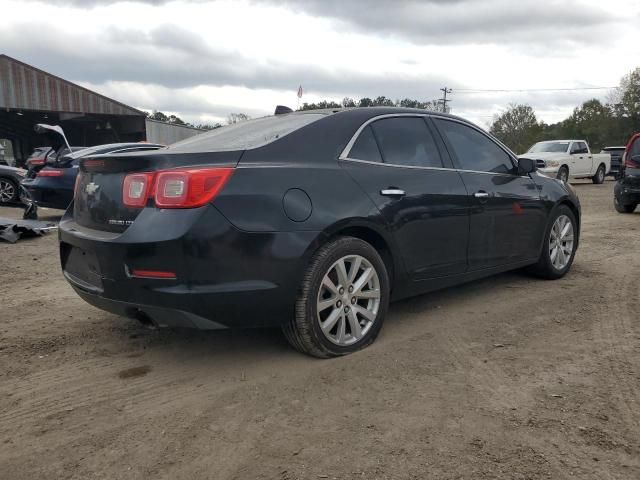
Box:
[282,236,390,358]
[557,166,569,183]
[528,205,578,280]
[614,195,637,213]
[0,177,19,204]
[592,164,605,184]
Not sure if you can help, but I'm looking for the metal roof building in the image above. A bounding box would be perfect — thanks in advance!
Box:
[0,54,202,164]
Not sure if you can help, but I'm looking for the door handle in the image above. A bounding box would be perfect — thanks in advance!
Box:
[380,188,406,197]
[474,191,490,198]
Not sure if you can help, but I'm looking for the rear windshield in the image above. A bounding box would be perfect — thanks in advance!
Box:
[166,113,326,152]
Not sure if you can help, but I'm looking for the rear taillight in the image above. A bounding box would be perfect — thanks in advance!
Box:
[122,168,233,209]
[30,159,45,165]
[37,169,63,177]
[123,173,154,208]
[155,168,233,208]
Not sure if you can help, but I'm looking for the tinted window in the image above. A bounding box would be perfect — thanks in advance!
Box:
[349,126,382,162]
[370,117,443,168]
[166,113,326,152]
[435,119,513,174]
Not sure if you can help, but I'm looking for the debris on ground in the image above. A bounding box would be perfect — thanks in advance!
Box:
[0,217,57,243]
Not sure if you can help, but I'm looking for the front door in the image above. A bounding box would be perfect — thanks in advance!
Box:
[341,115,470,279]
[432,118,546,270]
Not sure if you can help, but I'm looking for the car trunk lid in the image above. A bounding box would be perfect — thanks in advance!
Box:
[74,150,243,233]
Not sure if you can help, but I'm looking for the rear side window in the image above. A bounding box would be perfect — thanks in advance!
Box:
[434,119,513,174]
[348,126,382,163]
[166,113,326,152]
[370,117,443,168]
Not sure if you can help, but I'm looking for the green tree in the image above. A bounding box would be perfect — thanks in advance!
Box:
[560,99,617,151]
[489,104,543,154]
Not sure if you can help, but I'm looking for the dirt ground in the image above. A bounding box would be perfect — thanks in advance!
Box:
[1,179,639,480]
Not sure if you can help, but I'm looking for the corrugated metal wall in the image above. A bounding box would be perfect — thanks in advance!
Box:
[145,119,204,145]
[0,55,141,116]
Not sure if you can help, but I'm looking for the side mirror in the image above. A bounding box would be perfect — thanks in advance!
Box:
[517,157,537,175]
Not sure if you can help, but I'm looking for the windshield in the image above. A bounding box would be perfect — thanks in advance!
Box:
[166,113,326,152]
[527,142,570,153]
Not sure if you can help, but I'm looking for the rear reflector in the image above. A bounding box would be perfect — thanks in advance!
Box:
[37,169,64,177]
[130,269,177,279]
[122,167,233,209]
[30,159,45,165]
[123,173,154,207]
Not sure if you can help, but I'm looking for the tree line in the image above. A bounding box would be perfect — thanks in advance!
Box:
[490,68,640,153]
[143,111,251,131]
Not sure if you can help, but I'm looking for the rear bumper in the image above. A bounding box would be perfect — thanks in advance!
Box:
[615,172,640,204]
[59,204,320,329]
[21,179,72,210]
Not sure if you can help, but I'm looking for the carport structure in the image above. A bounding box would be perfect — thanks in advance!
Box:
[0,54,148,165]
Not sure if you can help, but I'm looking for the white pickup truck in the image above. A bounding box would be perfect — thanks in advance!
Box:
[520,140,611,184]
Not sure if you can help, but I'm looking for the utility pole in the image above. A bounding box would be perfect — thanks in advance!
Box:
[439,87,452,113]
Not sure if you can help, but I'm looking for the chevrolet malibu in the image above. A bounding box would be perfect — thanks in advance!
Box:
[60,108,581,357]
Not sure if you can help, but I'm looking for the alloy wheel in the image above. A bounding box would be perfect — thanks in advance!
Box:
[316,254,381,346]
[0,180,15,203]
[549,214,574,270]
[598,167,605,183]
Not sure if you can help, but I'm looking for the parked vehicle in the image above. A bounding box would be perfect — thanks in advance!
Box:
[0,165,27,204]
[521,140,611,183]
[601,146,625,178]
[22,142,164,210]
[25,147,53,169]
[614,133,640,213]
[59,108,581,357]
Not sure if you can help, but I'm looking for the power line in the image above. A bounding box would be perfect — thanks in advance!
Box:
[454,86,616,94]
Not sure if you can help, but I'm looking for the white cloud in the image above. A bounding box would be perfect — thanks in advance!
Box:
[2,0,639,125]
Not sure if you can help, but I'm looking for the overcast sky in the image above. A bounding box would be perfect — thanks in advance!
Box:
[2,0,639,126]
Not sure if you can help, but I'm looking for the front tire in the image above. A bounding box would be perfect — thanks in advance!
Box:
[557,166,569,183]
[282,236,390,358]
[592,164,605,184]
[0,177,18,204]
[614,195,637,213]
[528,205,578,279]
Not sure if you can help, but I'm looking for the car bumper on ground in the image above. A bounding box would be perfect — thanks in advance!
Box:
[59,204,319,329]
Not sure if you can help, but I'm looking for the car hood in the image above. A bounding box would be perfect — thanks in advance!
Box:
[518,152,566,160]
[0,165,27,176]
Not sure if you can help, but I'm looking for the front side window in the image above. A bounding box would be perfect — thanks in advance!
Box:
[369,117,443,168]
[434,119,514,174]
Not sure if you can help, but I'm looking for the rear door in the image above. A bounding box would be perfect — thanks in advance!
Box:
[432,117,545,269]
[340,115,470,279]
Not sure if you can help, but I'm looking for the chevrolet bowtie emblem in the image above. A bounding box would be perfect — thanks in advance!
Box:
[85,182,100,195]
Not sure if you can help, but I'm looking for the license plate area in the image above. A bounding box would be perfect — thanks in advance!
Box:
[61,244,103,290]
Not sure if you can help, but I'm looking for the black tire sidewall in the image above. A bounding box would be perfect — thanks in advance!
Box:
[298,237,390,356]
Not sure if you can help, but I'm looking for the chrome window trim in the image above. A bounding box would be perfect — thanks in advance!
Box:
[340,113,527,178]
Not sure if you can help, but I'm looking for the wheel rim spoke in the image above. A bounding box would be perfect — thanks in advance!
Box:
[354,289,380,300]
[335,259,349,289]
[321,308,341,333]
[353,267,374,293]
[347,310,363,340]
